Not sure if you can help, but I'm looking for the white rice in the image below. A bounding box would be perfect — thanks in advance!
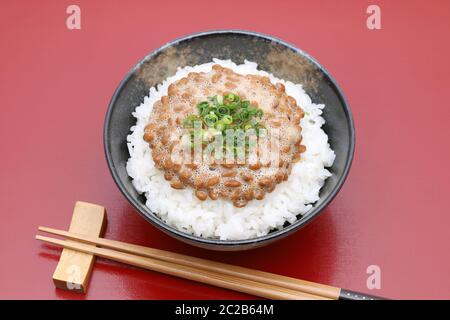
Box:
[126,59,335,240]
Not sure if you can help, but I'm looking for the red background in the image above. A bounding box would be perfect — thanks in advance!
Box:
[1,0,449,300]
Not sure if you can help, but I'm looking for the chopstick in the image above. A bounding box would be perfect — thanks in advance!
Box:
[38,226,339,299]
[36,234,327,300]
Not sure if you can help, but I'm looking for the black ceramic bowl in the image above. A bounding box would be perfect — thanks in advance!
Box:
[104,30,355,251]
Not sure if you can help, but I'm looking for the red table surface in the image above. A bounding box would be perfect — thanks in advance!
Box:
[1,0,450,300]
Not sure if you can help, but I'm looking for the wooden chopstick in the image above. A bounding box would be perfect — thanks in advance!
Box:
[36,234,328,300]
[38,226,340,299]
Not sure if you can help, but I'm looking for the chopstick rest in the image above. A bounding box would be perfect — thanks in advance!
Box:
[51,201,107,293]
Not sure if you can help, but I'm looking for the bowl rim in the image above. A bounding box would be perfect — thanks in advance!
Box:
[104,29,355,247]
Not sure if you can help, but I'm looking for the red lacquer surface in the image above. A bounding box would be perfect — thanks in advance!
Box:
[1,0,450,299]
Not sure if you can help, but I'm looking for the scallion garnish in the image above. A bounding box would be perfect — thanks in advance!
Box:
[215,121,225,131]
[222,115,233,125]
[217,106,230,117]
[204,112,218,127]
[240,100,250,108]
[183,93,264,153]
[237,109,250,122]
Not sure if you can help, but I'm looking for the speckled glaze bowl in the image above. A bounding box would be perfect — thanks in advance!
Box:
[104,30,355,251]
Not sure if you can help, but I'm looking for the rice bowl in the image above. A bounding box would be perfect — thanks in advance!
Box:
[126,59,335,240]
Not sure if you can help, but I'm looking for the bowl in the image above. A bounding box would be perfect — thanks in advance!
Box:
[104,30,355,251]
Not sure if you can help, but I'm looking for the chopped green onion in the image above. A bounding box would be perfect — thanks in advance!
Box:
[241,100,250,108]
[224,93,233,101]
[204,112,218,127]
[255,109,263,119]
[222,115,233,125]
[217,106,230,117]
[183,92,265,158]
[197,102,210,116]
[215,121,225,131]
[227,102,239,112]
[247,107,258,116]
[214,95,223,105]
[224,93,240,102]
[197,101,209,109]
[237,109,250,122]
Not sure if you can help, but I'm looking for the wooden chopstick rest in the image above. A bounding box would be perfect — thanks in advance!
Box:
[51,201,106,293]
